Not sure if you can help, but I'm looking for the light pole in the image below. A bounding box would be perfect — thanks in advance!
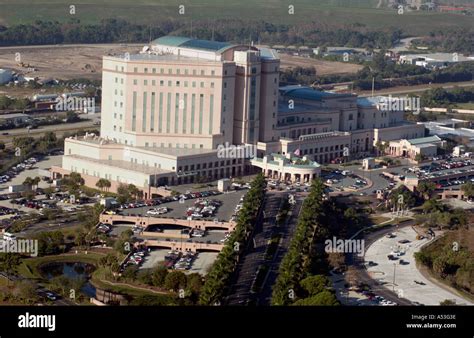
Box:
[392,263,397,292]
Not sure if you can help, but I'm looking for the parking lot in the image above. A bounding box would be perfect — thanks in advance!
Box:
[365,227,473,306]
[0,154,62,196]
[321,170,370,193]
[138,248,217,275]
[119,189,247,222]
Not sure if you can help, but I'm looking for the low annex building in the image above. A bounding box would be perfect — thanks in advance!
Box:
[387,135,446,159]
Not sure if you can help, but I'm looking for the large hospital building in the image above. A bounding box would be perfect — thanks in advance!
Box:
[52,36,425,197]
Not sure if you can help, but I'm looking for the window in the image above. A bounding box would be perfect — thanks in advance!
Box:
[144,80,148,85]
[115,77,118,83]
[200,82,204,88]
[133,67,138,73]
[201,70,205,75]
[211,70,215,76]
[211,82,214,88]
[152,68,156,73]
[144,68,148,73]
[133,79,137,85]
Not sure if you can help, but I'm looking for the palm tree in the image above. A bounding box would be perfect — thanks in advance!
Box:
[22,176,33,188]
[96,178,108,192]
[103,179,111,192]
[31,176,40,191]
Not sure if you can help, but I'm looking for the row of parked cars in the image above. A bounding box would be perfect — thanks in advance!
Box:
[10,197,54,210]
[0,206,16,216]
[118,190,222,211]
[97,223,111,234]
[190,228,206,238]
[0,157,40,184]
[123,249,148,269]
[355,290,398,306]
[230,195,246,222]
[186,199,221,219]
[147,206,169,215]
[163,250,197,271]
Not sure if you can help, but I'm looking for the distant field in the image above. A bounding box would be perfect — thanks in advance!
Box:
[278,53,363,75]
[1,0,474,34]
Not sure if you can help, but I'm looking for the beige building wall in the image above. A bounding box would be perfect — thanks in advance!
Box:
[374,124,425,143]
[258,59,280,142]
[101,56,237,150]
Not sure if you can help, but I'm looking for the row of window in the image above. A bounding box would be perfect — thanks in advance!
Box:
[298,144,350,155]
[114,65,223,77]
[131,79,221,89]
[127,91,218,135]
[178,159,243,172]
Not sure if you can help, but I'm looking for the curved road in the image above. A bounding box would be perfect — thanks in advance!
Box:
[348,221,415,305]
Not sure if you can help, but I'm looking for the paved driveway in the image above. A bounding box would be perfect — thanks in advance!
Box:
[365,227,473,306]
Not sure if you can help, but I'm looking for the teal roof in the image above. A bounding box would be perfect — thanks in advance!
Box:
[279,86,350,101]
[152,36,193,47]
[152,36,234,53]
[408,135,441,145]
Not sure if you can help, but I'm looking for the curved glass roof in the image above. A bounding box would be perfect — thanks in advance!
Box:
[279,86,349,101]
[152,36,234,53]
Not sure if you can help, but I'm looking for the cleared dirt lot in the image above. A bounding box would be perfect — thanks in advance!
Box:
[279,53,362,75]
[0,43,142,81]
[0,43,361,83]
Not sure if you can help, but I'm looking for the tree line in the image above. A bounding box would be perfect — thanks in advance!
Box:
[412,28,474,54]
[198,173,266,305]
[420,87,474,107]
[0,19,402,49]
[271,179,339,306]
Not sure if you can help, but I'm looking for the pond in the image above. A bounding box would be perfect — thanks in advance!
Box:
[40,262,96,298]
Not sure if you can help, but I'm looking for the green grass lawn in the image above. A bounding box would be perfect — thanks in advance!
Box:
[456,102,474,110]
[368,215,391,225]
[1,0,473,34]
